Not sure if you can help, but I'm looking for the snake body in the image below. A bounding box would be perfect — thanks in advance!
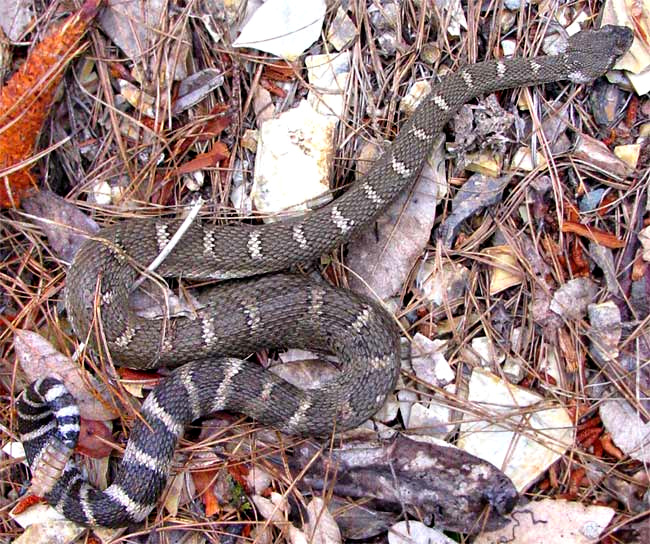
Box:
[17,26,633,528]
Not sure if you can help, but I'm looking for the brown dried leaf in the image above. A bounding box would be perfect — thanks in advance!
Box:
[75,418,113,459]
[173,143,230,176]
[14,329,118,421]
[562,221,625,249]
[572,133,633,178]
[21,191,99,263]
[192,468,220,517]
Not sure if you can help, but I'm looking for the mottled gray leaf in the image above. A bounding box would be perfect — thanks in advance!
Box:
[439,174,509,248]
[172,69,225,114]
[22,191,99,263]
[327,497,398,540]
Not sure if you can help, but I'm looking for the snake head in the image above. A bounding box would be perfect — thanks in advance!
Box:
[564,25,633,83]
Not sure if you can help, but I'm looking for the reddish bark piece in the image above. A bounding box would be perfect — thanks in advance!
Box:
[0,0,102,207]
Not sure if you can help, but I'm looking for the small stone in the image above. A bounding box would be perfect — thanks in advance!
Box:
[614,143,640,168]
[550,278,599,320]
[420,43,441,65]
[326,7,356,51]
[458,368,573,491]
[511,146,547,171]
[92,181,112,205]
[410,334,454,386]
[471,336,505,367]
[465,152,501,177]
[400,80,432,115]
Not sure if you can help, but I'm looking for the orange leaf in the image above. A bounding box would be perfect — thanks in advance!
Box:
[0,0,101,207]
[561,221,625,249]
[192,469,221,517]
[117,367,162,384]
[173,143,230,175]
[12,494,47,515]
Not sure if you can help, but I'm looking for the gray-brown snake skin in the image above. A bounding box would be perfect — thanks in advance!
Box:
[17,26,633,528]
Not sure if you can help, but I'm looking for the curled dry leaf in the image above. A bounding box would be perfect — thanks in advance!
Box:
[572,133,633,178]
[639,225,650,261]
[599,400,650,462]
[14,329,118,421]
[438,174,510,248]
[172,68,225,114]
[191,467,220,517]
[562,221,625,249]
[252,492,289,523]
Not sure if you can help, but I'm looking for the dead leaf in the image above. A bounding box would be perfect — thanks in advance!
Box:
[348,135,446,299]
[21,191,99,263]
[173,143,230,176]
[14,329,118,421]
[75,418,113,459]
[305,498,342,544]
[192,468,221,517]
[562,221,625,248]
[438,174,510,248]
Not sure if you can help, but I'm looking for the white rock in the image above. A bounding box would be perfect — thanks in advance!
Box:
[388,520,456,544]
[458,367,573,491]
[550,278,599,320]
[410,333,454,386]
[471,336,505,367]
[251,100,337,218]
[374,393,399,423]
[397,388,417,427]
[407,400,453,438]
[92,181,113,205]
[306,52,351,117]
[399,80,432,116]
[475,498,615,544]
[326,7,356,51]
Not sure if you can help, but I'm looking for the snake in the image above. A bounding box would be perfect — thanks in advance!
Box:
[16,25,633,528]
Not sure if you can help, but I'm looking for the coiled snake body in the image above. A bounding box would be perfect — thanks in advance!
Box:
[17,26,633,528]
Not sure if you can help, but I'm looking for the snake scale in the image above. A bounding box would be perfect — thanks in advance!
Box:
[17,25,633,528]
